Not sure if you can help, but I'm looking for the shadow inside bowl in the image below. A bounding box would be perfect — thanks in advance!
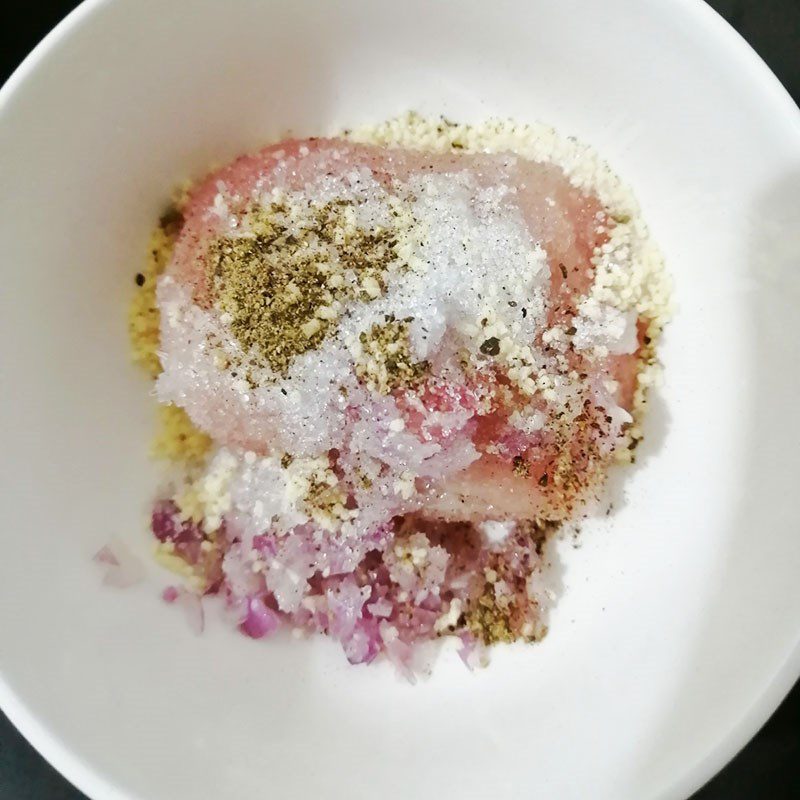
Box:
[623,169,800,799]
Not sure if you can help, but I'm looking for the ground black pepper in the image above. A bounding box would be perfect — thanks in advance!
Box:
[479,337,501,356]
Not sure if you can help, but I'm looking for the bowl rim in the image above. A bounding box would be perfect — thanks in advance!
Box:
[1,1,798,799]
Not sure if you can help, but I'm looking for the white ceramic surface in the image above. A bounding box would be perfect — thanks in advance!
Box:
[1,1,799,798]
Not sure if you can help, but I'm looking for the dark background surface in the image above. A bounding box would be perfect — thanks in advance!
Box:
[0,1,798,798]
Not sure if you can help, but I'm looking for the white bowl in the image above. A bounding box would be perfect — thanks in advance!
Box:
[1,1,799,798]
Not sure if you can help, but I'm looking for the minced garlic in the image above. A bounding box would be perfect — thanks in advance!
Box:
[129,206,212,464]
[150,404,211,465]
[353,316,429,395]
[128,222,174,378]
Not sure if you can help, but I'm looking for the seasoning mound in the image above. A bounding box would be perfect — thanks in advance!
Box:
[127,114,668,676]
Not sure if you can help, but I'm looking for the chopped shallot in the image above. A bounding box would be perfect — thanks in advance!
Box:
[93,540,144,588]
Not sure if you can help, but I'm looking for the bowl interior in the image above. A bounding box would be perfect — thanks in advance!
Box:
[1,1,799,799]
